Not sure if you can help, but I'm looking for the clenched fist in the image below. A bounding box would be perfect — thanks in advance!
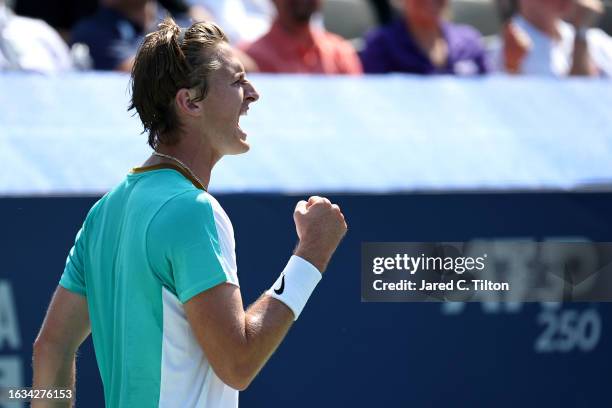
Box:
[293,196,348,273]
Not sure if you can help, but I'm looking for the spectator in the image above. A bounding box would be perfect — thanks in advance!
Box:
[360,0,489,75]
[15,0,198,42]
[241,0,362,74]
[71,0,190,71]
[15,0,97,41]
[496,0,612,77]
[0,0,73,72]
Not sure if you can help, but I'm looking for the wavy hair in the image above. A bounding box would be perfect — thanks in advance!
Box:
[129,17,228,149]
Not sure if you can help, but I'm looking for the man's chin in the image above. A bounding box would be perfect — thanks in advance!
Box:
[239,141,250,153]
[227,141,250,156]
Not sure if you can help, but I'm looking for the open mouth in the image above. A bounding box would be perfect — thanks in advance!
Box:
[237,107,248,139]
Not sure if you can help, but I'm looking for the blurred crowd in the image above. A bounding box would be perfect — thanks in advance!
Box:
[1,0,611,77]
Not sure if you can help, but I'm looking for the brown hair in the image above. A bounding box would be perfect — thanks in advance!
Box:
[129,17,228,149]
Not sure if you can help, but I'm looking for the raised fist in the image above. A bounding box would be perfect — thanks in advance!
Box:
[293,196,347,273]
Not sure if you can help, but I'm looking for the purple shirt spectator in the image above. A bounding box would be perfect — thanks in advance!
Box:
[360,19,489,75]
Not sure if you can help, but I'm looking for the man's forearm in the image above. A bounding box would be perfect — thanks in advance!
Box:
[235,295,294,386]
[235,241,333,385]
[32,341,76,408]
[236,257,323,387]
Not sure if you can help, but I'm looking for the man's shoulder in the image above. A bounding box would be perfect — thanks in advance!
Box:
[164,188,214,210]
[152,188,219,228]
[168,190,230,228]
[97,171,205,221]
[147,189,233,254]
[82,194,108,225]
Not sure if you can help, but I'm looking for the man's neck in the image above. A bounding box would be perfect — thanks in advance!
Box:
[144,136,218,190]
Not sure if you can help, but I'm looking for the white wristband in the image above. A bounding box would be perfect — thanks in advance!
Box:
[266,255,322,320]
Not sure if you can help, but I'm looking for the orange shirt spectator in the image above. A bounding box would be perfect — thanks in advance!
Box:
[241,9,362,74]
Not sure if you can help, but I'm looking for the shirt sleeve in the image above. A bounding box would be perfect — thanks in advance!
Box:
[59,225,87,296]
[147,191,235,304]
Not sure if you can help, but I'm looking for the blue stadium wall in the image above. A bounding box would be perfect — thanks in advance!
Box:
[1,191,610,407]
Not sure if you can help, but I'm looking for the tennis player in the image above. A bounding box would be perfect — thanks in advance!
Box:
[32,18,347,408]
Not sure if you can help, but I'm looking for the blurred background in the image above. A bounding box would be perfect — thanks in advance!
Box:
[2,0,612,407]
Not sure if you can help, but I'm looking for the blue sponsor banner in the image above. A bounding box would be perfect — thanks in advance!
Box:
[1,192,611,407]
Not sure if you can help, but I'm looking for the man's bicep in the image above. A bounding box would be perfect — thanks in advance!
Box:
[183,283,246,378]
[36,286,90,352]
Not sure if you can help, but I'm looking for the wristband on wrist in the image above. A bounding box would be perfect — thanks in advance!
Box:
[266,255,322,320]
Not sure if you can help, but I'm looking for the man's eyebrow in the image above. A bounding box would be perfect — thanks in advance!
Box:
[232,70,246,80]
[229,61,245,74]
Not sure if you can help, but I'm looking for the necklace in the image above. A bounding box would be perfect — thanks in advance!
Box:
[152,152,207,191]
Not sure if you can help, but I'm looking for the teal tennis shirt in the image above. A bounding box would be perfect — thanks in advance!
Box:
[60,164,240,408]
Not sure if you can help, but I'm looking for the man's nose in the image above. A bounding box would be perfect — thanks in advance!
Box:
[245,82,260,103]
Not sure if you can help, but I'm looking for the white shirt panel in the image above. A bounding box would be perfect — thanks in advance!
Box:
[159,288,239,408]
[208,193,239,286]
[159,194,240,407]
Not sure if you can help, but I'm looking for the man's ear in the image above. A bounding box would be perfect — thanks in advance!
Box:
[175,88,202,117]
